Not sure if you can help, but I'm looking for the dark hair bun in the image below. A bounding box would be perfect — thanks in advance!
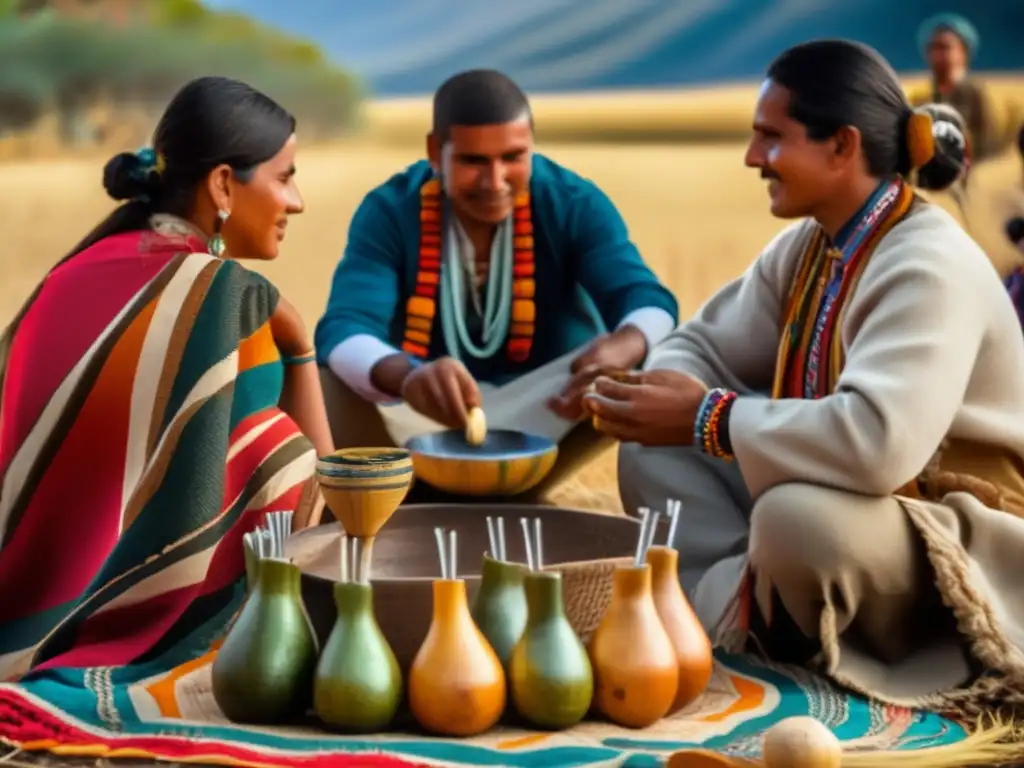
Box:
[1007,216,1024,246]
[915,104,969,192]
[102,151,160,202]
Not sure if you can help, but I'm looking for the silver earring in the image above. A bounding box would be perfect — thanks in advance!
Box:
[208,209,229,257]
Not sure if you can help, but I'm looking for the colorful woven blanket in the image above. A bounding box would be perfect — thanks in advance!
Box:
[0,227,315,682]
[0,649,971,766]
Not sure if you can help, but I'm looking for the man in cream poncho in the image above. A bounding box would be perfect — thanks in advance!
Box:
[587,40,1024,714]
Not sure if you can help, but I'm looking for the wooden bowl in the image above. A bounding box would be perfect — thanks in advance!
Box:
[315,447,413,537]
[288,503,668,673]
[405,429,557,497]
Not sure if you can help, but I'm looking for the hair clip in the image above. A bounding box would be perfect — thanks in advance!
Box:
[134,146,166,177]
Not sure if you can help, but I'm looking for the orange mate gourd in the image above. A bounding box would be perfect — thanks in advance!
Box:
[408,527,506,736]
[589,561,678,727]
[646,544,713,712]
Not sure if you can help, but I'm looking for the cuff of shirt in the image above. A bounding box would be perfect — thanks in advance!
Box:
[616,307,676,355]
[326,334,403,405]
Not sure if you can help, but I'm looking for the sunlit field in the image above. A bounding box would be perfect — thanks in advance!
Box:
[2,83,1021,513]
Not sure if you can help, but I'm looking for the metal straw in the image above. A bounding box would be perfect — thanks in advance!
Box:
[434,526,448,579]
[634,507,652,566]
[533,518,544,570]
[352,537,363,584]
[340,533,349,583]
[265,513,278,558]
[644,511,661,561]
[447,529,458,581]
[258,528,272,559]
[486,516,498,561]
[281,510,294,557]
[359,537,375,584]
[520,517,535,570]
[497,516,507,562]
[666,499,682,548]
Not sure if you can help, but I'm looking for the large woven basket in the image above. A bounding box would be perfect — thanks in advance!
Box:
[288,503,664,671]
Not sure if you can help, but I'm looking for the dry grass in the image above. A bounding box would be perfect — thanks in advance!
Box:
[1,88,1022,518]
[362,74,1024,145]
[2,138,1022,515]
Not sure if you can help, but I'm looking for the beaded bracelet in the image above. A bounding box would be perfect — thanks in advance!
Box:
[281,351,317,366]
[694,387,738,461]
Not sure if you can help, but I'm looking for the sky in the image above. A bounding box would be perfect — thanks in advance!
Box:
[203,0,1024,96]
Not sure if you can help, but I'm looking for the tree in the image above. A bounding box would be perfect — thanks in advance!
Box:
[0,1,363,145]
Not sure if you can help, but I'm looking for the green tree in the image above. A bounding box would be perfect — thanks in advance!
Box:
[0,1,363,143]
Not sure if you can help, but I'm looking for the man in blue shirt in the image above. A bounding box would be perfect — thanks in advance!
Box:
[315,69,677,498]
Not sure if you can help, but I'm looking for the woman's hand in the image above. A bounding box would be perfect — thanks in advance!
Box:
[582,369,708,445]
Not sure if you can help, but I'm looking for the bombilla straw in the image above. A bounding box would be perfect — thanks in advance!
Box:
[533,518,544,570]
[519,517,535,570]
[339,533,349,583]
[643,511,661,562]
[486,516,498,561]
[634,507,651,566]
[434,526,448,579]
[666,498,682,548]
[447,528,458,581]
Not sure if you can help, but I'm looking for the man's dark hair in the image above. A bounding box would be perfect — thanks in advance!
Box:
[1007,217,1024,246]
[1016,122,1024,159]
[432,69,532,142]
[767,40,913,178]
[65,76,295,267]
[767,39,964,192]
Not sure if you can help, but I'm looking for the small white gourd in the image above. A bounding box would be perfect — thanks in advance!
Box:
[465,406,487,447]
[763,716,842,768]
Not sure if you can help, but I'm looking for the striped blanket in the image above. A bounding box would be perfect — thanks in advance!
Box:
[0,225,315,685]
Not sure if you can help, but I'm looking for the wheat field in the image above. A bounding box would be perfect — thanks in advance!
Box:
[1,127,1022,513]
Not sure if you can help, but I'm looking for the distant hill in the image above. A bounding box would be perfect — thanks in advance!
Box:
[205,0,1024,97]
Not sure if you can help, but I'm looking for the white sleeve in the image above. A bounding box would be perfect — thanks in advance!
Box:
[617,307,676,354]
[326,334,403,405]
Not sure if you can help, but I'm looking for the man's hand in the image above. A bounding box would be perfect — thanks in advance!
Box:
[548,326,649,421]
[581,369,708,445]
[401,357,482,429]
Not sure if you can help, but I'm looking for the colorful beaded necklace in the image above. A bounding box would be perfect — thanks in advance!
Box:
[401,178,536,363]
[772,177,914,399]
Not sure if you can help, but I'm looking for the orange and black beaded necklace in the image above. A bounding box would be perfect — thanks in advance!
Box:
[401,178,536,363]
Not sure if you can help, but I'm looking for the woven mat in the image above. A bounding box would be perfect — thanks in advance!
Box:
[0,651,965,767]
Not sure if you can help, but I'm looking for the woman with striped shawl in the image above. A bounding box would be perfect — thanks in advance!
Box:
[0,77,332,683]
